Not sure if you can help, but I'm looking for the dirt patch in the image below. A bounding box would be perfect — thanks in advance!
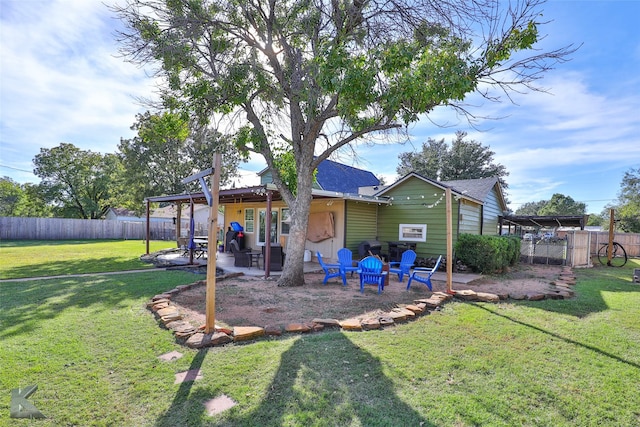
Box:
[170,264,564,329]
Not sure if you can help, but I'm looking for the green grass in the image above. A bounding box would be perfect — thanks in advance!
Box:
[0,240,172,279]
[1,241,639,426]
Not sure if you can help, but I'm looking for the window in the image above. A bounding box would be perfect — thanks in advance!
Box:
[398,223,427,242]
[244,209,254,233]
[281,208,290,235]
[258,209,278,245]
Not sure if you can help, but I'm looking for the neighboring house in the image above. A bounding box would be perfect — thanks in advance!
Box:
[145,163,509,263]
[105,207,171,223]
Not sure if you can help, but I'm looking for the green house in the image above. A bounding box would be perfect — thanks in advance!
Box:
[373,173,508,259]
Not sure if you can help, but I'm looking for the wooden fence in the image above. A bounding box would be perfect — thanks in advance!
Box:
[0,216,184,241]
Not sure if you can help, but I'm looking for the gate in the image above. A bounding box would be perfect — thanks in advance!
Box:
[520,238,568,265]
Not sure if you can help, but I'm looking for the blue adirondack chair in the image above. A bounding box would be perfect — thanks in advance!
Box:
[406,255,443,291]
[317,252,346,286]
[337,248,358,281]
[388,249,417,282]
[357,256,387,294]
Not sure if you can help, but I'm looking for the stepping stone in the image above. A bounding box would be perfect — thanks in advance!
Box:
[158,351,183,362]
[392,307,416,319]
[476,292,500,303]
[204,394,236,416]
[264,325,283,336]
[340,319,362,331]
[157,307,179,318]
[361,318,381,330]
[404,304,424,314]
[455,289,478,301]
[312,318,341,327]
[233,326,265,342]
[175,369,203,384]
[526,293,546,301]
[285,323,312,333]
[378,316,395,326]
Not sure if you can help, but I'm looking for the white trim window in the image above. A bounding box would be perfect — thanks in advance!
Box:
[244,208,255,233]
[399,223,427,242]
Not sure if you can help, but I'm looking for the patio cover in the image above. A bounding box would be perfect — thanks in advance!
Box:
[499,214,589,230]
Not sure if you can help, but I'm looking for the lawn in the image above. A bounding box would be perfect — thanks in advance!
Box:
[1,241,639,426]
[0,239,171,279]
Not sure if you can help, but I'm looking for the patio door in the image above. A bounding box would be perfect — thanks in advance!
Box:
[257,209,278,245]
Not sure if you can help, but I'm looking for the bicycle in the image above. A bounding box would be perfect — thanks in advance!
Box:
[598,241,628,267]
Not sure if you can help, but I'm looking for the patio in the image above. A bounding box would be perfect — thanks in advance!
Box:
[156,248,480,284]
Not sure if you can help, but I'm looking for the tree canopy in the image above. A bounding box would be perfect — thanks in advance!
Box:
[118,111,244,212]
[610,166,640,232]
[515,193,586,216]
[396,131,509,187]
[33,143,124,219]
[114,0,574,286]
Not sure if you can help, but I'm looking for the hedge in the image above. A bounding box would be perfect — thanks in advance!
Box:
[455,234,520,273]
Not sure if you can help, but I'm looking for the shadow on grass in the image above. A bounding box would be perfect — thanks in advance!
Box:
[0,271,193,339]
[226,333,429,426]
[474,303,640,370]
[510,262,640,318]
[1,256,155,280]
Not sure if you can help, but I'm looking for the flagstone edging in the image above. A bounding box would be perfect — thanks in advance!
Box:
[147,267,577,348]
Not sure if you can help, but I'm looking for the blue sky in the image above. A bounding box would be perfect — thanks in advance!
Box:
[1,0,639,214]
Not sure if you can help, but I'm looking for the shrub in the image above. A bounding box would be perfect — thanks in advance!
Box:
[455,234,520,273]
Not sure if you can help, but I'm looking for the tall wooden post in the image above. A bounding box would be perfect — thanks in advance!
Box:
[445,187,454,294]
[205,154,222,334]
[607,208,615,266]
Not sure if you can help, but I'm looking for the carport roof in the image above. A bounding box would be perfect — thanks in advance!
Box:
[499,214,589,229]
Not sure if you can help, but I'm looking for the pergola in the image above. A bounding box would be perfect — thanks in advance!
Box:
[499,214,589,234]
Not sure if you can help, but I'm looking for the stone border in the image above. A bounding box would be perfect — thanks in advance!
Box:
[147,267,577,349]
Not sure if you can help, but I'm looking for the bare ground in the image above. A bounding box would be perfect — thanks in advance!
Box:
[170,264,564,329]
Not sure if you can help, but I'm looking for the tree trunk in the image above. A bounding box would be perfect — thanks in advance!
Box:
[276,158,314,287]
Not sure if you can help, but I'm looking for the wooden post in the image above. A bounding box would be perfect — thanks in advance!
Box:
[145,199,150,254]
[205,153,222,334]
[607,208,615,266]
[445,187,454,294]
[188,200,195,265]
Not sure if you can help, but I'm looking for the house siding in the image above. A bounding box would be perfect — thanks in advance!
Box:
[376,179,459,258]
[344,200,378,253]
[459,199,481,235]
[481,188,503,235]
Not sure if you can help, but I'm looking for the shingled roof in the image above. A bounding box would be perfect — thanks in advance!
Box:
[314,159,380,193]
[442,177,500,203]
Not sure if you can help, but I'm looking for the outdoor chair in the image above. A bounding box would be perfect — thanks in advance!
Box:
[229,239,252,267]
[406,255,443,291]
[262,245,284,271]
[388,249,417,282]
[357,256,387,294]
[317,251,347,286]
[337,248,358,281]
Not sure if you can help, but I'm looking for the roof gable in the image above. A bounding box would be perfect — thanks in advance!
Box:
[442,177,499,203]
[259,159,380,194]
[315,159,380,193]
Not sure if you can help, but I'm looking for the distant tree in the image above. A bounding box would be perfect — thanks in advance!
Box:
[538,194,586,216]
[515,194,586,216]
[118,111,243,212]
[397,131,509,188]
[33,143,125,219]
[515,200,547,216]
[611,167,640,232]
[586,212,605,227]
[0,177,22,216]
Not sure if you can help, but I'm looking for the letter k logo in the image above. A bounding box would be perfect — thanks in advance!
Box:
[10,384,45,419]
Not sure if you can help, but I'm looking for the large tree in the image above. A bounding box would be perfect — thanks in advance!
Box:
[114,0,574,286]
[610,166,640,232]
[33,143,125,219]
[396,131,509,187]
[515,193,586,216]
[118,111,243,212]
